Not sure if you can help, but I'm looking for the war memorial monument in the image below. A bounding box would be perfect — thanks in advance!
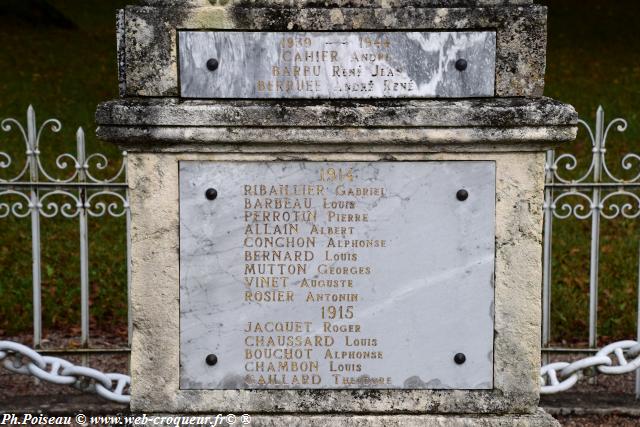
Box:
[96,0,578,424]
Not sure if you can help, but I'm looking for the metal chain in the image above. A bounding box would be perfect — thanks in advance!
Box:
[541,340,640,394]
[4,339,640,400]
[0,340,130,404]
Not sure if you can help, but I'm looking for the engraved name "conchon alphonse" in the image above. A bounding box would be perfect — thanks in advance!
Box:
[178,31,496,99]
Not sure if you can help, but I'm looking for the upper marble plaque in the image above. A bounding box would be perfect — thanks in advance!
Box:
[180,161,496,390]
[178,31,496,99]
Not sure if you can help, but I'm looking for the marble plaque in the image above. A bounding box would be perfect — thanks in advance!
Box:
[178,31,496,99]
[179,161,495,390]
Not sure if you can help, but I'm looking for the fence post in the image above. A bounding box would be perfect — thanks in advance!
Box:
[636,243,640,399]
[124,152,132,347]
[588,106,604,349]
[26,106,42,349]
[76,128,90,349]
[542,149,555,362]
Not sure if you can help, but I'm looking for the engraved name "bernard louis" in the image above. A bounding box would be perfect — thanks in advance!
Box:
[178,31,496,99]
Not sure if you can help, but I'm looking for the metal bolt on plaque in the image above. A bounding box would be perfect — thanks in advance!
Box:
[205,188,218,200]
[457,189,469,201]
[455,58,468,71]
[206,58,219,71]
[205,354,218,366]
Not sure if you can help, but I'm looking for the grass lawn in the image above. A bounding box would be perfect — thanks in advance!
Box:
[0,0,639,347]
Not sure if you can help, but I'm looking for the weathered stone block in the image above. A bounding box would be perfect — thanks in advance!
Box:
[118,4,547,97]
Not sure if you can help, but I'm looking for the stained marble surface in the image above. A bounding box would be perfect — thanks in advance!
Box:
[179,161,495,389]
[178,31,496,99]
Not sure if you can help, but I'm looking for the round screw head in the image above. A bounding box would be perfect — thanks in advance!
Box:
[205,188,218,200]
[454,353,466,365]
[205,354,218,366]
[456,189,469,201]
[206,58,219,71]
[455,58,468,71]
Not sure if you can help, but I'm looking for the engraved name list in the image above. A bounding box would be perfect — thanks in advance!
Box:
[178,31,496,99]
[242,166,389,387]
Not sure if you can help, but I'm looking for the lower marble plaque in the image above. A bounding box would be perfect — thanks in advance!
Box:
[179,161,495,390]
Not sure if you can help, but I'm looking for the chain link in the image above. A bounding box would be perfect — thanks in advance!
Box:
[0,340,130,403]
[541,339,640,394]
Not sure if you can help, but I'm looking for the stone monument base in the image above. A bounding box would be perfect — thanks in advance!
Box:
[238,411,559,426]
[150,409,558,426]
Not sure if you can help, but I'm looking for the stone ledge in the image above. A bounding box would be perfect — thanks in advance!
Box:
[128,410,559,426]
[138,1,533,8]
[96,98,577,128]
[96,98,577,151]
[97,126,577,153]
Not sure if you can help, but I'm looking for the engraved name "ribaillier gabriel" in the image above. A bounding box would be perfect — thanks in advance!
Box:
[244,185,325,196]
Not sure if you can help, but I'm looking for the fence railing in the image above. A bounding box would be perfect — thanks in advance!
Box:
[542,106,639,349]
[2,105,639,395]
[542,105,640,397]
[0,106,130,353]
